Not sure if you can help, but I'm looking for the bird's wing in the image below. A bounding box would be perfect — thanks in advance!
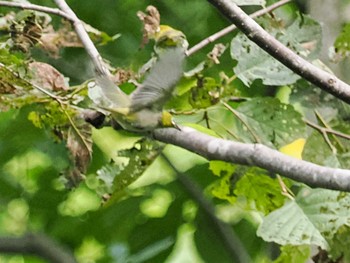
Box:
[95,75,131,109]
[130,47,185,112]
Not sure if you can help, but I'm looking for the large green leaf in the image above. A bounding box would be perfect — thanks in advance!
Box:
[234,168,288,214]
[231,16,321,86]
[235,97,306,148]
[257,188,350,250]
[273,245,310,263]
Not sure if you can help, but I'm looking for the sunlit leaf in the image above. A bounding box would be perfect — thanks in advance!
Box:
[258,188,350,249]
[273,245,310,263]
[279,138,306,160]
[234,167,287,214]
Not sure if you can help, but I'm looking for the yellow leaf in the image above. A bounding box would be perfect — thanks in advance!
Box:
[279,138,306,160]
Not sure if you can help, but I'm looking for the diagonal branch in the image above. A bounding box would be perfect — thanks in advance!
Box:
[162,153,251,263]
[49,0,350,192]
[0,233,77,263]
[154,127,350,192]
[0,1,73,21]
[187,0,292,56]
[206,0,350,104]
[53,0,109,77]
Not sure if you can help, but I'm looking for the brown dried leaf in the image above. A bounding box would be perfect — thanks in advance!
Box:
[28,62,68,91]
[137,5,160,48]
[10,14,43,53]
[65,118,93,186]
[111,68,134,85]
[67,124,92,173]
[207,43,227,64]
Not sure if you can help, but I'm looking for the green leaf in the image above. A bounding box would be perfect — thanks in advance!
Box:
[209,160,235,177]
[274,245,310,263]
[96,139,165,203]
[183,123,220,137]
[327,226,350,261]
[257,199,328,249]
[234,168,287,214]
[282,15,322,60]
[188,77,221,109]
[334,23,350,59]
[210,164,287,214]
[235,97,306,148]
[206,105,241,140]
[258,188,350,249]
[231,33,300,86]
[303,126,350,170]
[231,16,321,86]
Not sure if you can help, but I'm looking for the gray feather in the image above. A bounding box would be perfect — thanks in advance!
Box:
[130,48,185,112]
[96,75,131,109]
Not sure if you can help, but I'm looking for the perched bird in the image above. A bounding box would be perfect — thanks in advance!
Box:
[94,47,185,132]
[153,25,189,53]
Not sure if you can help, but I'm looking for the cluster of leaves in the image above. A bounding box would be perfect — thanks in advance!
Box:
[2,0,350,262]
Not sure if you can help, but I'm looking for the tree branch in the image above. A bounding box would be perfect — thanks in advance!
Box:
[154,127,350,192]
[49,0,350,193]
[0,1,73,21]
[206,0,350,104]
[187,0,292,56]
[53,0,109,76]
[305,119,350,141]
[0,233,77,263]
[161,153,251,263]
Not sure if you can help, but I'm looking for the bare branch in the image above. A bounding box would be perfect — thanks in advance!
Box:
[46,0,350,193]
[206,0,350,104]
[53,0,109,76]
[162,153,251,263]
[305,119,350,141]
[0,1,73,21]
[0,233,76,263]
[154,127,350,192]
[187,0,292,56]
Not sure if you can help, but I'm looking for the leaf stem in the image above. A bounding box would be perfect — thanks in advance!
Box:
[221,101,261,143]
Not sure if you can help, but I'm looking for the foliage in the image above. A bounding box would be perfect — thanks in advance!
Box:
[1,0,350,262]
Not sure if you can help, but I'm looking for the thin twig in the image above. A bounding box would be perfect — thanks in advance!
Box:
[186,0,292,56]
[221,101,261,143]
[0,1,73,21]
[0,63,65,102]
[305,119,350,141]
[205,116,240,140]
[314,110,344,150]
[0,233,77,263]
[161,153,251,263]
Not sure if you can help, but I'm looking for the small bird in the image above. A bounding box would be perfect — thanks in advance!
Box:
[94,47,185,132]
